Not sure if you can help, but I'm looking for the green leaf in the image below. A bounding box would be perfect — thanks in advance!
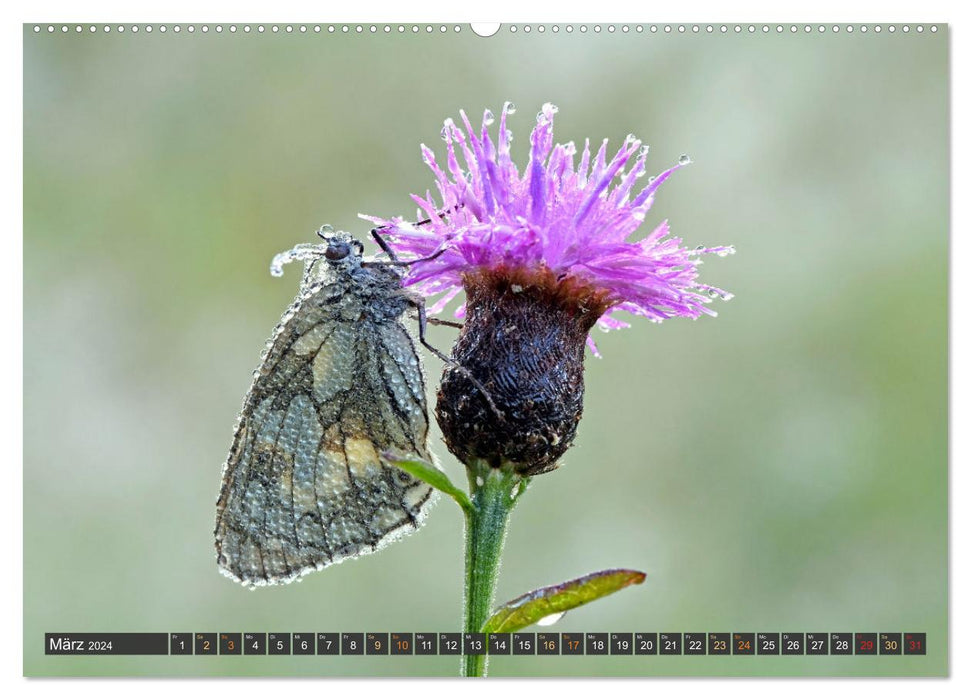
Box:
[481,568,647,634]
[382,452,472,513]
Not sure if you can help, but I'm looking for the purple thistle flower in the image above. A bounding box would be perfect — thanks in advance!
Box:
[365,104,733,476]
[363,102,733,357]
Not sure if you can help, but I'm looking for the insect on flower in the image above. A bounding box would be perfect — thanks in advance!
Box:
[214,227,444,587]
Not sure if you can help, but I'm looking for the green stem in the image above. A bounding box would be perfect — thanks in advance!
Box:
[462,463,523,677]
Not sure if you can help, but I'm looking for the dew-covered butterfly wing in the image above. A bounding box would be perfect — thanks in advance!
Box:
[214,229,435,587]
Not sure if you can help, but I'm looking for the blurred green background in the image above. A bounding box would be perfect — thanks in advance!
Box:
[23,24,947,677]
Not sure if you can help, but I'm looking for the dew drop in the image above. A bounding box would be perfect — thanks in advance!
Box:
[721,292,735,300]
[483,109,495,125]
[679,154,692,165]
[639,145,650,157]
[537,611,566,627]
[505,102,517,114]
[319,223,334,234]
[648,176,656,184]
[716,246,735,257]
[440,126,450,141]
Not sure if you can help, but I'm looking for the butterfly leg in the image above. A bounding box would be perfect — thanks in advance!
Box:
[407,295,503,421]
[370,227,401,262]
[425,317,463,329]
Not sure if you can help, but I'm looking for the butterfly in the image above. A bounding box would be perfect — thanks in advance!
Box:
[214,227,438,587]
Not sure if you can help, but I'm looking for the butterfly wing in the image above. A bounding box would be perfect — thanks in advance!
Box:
[214,280,435,586]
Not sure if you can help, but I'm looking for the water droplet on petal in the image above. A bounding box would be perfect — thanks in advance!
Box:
[537,611,566,627]
[648,176,657,184]
[319,223,334,235]
[440,126,450,141]
[505,102,517,114]
[639,145,650,157]
[483,109,495,125]
[679,154,692,165]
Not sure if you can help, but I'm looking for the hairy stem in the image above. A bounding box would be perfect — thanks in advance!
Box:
[462,463,524,677]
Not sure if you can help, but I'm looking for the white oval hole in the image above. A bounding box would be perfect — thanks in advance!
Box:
[471,23,501,37]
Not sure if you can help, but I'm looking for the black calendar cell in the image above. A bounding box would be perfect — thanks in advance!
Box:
[341,633,364,655]
[292,633,315,655]
[195,633,217,656]
[733,633,754,655]
[391,633,413,655]
[561,633,584,655]
[439,633,461,655]
[244,633,266,655]
[757,633,780,655]
[635,633,658,655]
[660,632,682,655]
[610,633,633,655]
[538,633,560,655]
[463,633,485,655]
[585,633,608,655]
[855,633,877,655]
[904,633,926,655]
[684,633,705,655]
[219,633,241,655]
[366,633,388,655]
[489,633,511,655]
[708,633,730,655]
[806,633,828,655]
[782,633,804,655]
[170,633,192,655]
[316,633,339,655]
[415,633,437,655]
[879,633,901,655]
[513,633,536,655]
[831,633,852,655]
[268,633,290,655]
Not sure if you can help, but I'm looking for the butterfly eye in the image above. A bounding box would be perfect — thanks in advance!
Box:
[324,241,351,261]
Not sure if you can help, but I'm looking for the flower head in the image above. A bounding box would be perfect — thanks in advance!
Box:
[364,102,733,356]
[365,104,733,476]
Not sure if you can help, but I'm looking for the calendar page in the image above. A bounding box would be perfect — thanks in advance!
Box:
[23,20,948,678]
